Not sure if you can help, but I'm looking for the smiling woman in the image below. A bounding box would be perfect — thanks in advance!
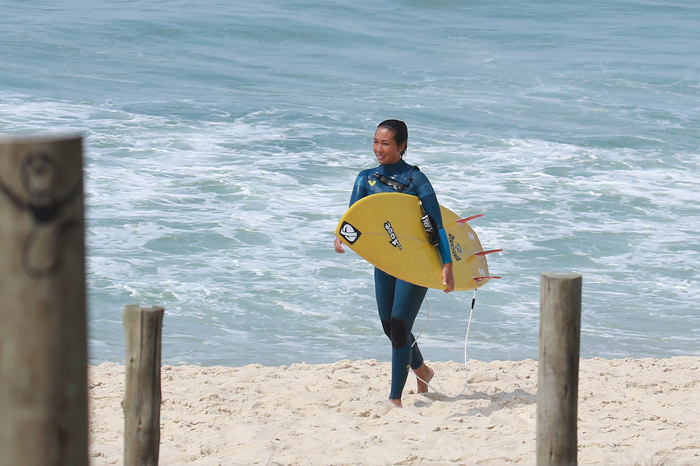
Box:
[373,119,407,164]
[333,119,456,407]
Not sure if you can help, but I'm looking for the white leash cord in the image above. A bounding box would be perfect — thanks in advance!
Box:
[413,289,476,398]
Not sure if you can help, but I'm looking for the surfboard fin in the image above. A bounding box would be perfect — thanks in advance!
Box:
[474,276,502,282]
[464,249,502,264]
[457,214,483,224]
[475,249,502,256]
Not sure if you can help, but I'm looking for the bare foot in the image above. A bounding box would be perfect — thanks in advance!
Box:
[414,364,434,394]
[389,398,403,408]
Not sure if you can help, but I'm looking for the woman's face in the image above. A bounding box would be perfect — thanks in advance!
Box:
[373,127,405,165]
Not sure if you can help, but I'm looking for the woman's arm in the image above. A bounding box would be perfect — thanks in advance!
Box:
[414,172,454,292]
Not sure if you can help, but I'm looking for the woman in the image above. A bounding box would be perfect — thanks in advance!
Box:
[334,119,454,407]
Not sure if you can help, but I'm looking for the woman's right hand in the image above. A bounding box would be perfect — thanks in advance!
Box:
[442,262,455,293]
[334,237,345,253]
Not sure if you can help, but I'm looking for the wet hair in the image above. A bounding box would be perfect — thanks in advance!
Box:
[377,119,408,157]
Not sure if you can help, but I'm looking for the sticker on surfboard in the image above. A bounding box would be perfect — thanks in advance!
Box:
[339,221,361,244]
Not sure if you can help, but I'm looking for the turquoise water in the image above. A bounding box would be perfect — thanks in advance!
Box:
[1,0,698,365]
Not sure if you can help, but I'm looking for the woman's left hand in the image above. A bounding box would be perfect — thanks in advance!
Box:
[442,263,454,293]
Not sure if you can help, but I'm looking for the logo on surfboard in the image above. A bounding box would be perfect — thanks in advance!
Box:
[339,222,361,244]
[448,233,463,261]
[384,221,402,250]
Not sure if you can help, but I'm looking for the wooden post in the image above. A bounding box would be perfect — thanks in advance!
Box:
[122,304,165,466]
[0,135,87,466]
[537,272,582,466]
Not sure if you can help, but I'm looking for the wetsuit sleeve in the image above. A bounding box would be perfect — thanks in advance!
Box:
[349,172,368,207]
[413,172,452,264]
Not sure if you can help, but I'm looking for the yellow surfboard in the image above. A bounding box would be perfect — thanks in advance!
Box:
[335,192,497,291]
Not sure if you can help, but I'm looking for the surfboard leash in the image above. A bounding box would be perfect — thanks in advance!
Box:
[412,289,477,399]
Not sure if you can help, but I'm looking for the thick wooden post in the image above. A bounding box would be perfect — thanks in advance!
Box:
[537,272,582,466]
[0,135,87,466]
[123,304,165,466]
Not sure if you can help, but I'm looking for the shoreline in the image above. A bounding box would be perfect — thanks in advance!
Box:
[89,357,700,465]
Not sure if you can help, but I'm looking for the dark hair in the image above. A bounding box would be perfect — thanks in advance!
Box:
[377,119,408,157]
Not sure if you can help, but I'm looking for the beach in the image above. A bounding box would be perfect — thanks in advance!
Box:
[88,357,699,465]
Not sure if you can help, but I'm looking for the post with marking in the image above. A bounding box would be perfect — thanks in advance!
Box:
[123,304,165,466]
[0,135,88,466]
[537,272,582,466]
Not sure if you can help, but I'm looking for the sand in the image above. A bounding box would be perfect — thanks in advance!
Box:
[88,357,700,465]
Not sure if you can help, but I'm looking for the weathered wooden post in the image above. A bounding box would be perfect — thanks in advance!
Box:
[537,272,582,466]
[122,304,165,466]
[0,135,88,466]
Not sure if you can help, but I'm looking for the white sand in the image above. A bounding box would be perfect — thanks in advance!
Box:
[89,357,700,465]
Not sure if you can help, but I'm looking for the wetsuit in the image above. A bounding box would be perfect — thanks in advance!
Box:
[349,159,452,400]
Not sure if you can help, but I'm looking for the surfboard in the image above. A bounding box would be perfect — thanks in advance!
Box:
[335,192,496,291]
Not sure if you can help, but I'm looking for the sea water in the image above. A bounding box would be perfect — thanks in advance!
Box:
[1,0,698,366]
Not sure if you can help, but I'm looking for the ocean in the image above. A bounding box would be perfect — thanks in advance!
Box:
[1,0,698,366]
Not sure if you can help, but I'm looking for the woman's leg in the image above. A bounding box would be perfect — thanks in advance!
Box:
[375,269,428,401]
[374,268,395,339]
[388,278,427,400]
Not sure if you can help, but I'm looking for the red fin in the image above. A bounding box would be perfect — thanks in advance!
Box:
[474,276,502,282]
[457,214,483,224]
[475,249,502,256]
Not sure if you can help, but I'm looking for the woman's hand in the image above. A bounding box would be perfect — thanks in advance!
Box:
[442,262,454,293]
[334,237,345,254]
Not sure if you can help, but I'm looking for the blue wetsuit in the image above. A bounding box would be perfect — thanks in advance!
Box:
[349,160,452,400]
